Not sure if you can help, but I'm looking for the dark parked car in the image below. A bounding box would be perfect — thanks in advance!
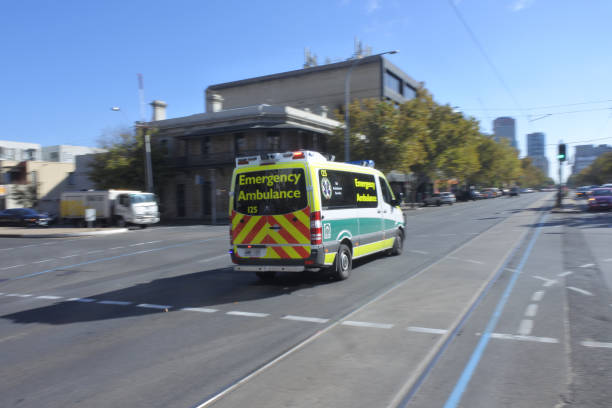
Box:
[509,187,520,197]
[587,188,612,211]
[0,208,50,227]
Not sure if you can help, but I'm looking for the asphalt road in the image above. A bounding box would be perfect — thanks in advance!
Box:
[0,193,610,408]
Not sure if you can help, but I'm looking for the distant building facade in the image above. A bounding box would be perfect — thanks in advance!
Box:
[205,55,420,115]
[148,104,341,222]
[42,145,105,163]
[526,132,549,176]
[493,117,517,150]
[573,144,612,174]
[0,140,41,161]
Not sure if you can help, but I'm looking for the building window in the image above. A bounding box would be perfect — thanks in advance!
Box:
[68,172,75,185]
[384,70,402,94]
[234,133,246,154]
[24,149,37,161]
[50,152,59,161]
[404,84,416,99]
[201,137,211,155]
[30,171,38,185]
[266,131,281,151]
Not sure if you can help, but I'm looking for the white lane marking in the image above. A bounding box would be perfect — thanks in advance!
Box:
[137,303,171,310]
[518,319,533,336]
[227,311,269,318]
[581,340,612,349]
[408,250,429,255]
[533,275,558,287]
[98,300,132,306]
[531,291,544,302]
[558,271,573,277]
[60,254,79,259]
[525,304,539,317]
[342,320,394,329]
[504,267,518,272]
[86,250,103,254]
[490,333,559,344]
[579,263,595,268]
[406,326,448,335]
[283,315,329,324]
[67,297,96,303]
[129,242,148,247]
[182,307,218,313]
[567,286,594,296]
[35,295,62,300]
[198,254,231,263]
[0,248,14,251]
[108,246,125,250]
[603,258,612,262]
[6,293,32,298]
[439,233,456,237]
[466,259,484,265]
[33,259,53,264]
[0,264,25,270]
[0,292,4,295]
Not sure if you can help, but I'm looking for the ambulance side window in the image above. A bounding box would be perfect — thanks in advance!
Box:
[379,177,393,205]
[354,173,378,208]
[319,169,355,210]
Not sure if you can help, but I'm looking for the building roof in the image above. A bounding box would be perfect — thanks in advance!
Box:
[207,55,420,92]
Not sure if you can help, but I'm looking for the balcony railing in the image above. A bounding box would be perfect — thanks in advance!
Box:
[170,150,276,168]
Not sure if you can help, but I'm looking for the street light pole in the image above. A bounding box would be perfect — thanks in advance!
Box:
[111,107,154,193]
[344,50,398,162]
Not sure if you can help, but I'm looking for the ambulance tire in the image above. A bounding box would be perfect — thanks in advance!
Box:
[332,244,352,281]
[255,272,277,281]
[390,230,404,256]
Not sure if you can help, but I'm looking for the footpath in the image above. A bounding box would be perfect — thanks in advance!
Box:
[0,226,128,238]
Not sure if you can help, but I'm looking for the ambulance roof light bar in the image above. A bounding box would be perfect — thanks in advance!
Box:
[235,150,329,167]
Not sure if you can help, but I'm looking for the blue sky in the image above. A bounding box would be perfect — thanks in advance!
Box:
[2,0,611,181]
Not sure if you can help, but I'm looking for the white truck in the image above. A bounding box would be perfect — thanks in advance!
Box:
[60,190,160,227]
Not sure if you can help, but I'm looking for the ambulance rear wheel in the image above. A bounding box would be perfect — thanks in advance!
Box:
[255,272,276,281]
[332,244,352,281]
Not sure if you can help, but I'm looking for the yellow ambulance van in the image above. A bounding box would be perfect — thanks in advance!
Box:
[228,150,405,280]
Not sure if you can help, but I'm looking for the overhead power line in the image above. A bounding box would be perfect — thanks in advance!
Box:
[460,99,612,112]
[447,0,526,120]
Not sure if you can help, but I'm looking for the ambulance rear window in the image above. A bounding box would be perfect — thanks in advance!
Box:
[234,168,307,215]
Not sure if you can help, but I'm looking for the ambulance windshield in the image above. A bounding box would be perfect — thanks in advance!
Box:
[234,168,307,215]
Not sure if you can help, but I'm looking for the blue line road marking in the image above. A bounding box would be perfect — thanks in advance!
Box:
[443,214,548,408]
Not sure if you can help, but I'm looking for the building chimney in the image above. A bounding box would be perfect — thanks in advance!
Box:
[320,105,328,118]
[207,93,224,112]
[150,100,167,121]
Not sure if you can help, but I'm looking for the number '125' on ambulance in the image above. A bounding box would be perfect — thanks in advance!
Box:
[228,150,405,280]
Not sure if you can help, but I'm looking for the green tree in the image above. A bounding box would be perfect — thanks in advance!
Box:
[88,127,173,192]
[11,183,38,208]
[572,152,612,186]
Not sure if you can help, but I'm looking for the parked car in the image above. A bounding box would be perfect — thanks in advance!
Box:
[440,192,456,205]
[575,186,591,198]
[423,193,442,206]
[587,188,612,211]
[471,190,483,200]
[0,208,50,227]
[509,187,520,197]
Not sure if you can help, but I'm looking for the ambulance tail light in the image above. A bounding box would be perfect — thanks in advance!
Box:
[310,211,322,245]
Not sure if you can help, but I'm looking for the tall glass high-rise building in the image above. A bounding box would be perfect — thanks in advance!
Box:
[493,117,517,150]
[526,132,549,177]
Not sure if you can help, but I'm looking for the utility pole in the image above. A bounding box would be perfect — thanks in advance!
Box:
[138,74,154,193]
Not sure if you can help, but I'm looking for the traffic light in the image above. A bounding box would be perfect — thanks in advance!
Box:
[557,143,566,161]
